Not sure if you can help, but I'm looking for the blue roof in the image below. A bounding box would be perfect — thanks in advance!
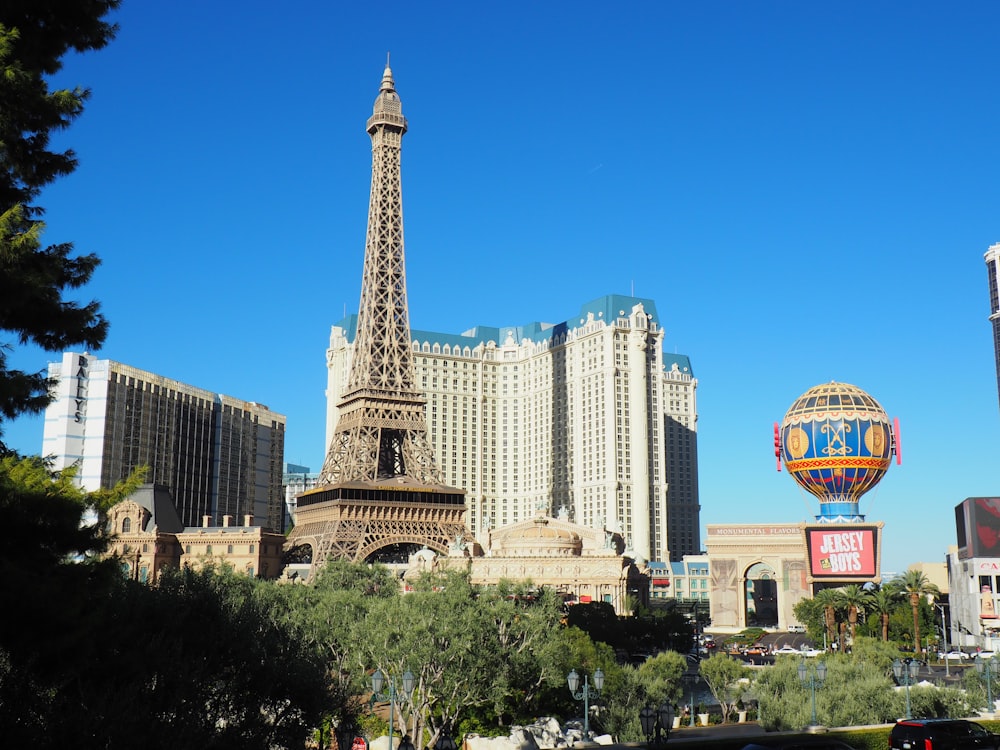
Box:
[333,294,692,370]
[664,353,694,377]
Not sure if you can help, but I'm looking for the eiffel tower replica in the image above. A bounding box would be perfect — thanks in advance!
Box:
[288,60,470,578]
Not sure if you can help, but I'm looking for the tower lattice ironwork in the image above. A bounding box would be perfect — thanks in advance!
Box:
[319,61,441,486]
[287,61,468,575]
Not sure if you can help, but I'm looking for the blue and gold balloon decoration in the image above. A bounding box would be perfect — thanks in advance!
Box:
[778,381,896,521]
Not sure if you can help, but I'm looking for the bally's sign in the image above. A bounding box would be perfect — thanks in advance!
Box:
[74,355,89,423]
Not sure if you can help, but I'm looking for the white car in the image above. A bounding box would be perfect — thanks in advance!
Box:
[801,648,824,657]
[774,645,800,655]
[943,650,971,660]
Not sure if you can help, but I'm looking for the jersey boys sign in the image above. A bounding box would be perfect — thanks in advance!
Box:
[804,525,880,580]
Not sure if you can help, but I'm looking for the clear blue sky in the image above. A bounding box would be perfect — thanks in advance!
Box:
[5,1,1000,575]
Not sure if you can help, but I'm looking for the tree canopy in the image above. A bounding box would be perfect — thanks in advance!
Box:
[0,1,118,449]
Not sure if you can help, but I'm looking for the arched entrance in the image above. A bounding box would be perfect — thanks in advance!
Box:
[745,562,779,627]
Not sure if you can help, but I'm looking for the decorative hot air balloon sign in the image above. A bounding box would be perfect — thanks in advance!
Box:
[775,381,900,523]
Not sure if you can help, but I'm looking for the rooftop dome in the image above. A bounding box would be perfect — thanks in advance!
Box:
[493,517,583,557]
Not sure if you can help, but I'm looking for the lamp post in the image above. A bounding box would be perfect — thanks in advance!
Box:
[892,657,920,720]
[370,669,415,750]
[567,668,604,737]
[976,654,996,715]
[797,658,827,728]
[639,702,676,746]
[682,673,697,727]
[936,603,950,677]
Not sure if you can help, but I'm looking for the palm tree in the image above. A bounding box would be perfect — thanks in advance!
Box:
[840,584,874,645]
[813,588,844,650]
[891,570,941,656]
[868,585,901,641]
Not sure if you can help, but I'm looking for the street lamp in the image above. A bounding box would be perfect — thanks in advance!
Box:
[639,702,676,746]
[976,654,996,715]
[370,669,415,750]
[892,658,920,720]
[797,658,827,728]
[936,604,950,678]
[682,673,698,728]
[567,668,604,737]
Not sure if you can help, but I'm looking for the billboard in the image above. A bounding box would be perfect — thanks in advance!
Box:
[803,525,881,581]
[963,498,1000,559]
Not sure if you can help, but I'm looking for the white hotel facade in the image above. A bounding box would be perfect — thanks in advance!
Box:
[325,294,700,563]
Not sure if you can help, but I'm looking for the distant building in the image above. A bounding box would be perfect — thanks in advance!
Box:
[948,497,1000,651]
[416,512,648,615]
[986,243,1000,412]
[704,524,813,633]
[106,484,286,582]
[326,295,699,563]
[42,352,286,530]
[282,462,320,529]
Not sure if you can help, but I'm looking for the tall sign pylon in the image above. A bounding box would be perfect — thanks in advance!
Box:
[287,60,469,576]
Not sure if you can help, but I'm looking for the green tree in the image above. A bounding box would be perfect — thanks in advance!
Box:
[263,568,375,738]
[595,663,645,742]
[792,595,825,639]
[867,584,902,641]
[890,570,940,656]
[564,601,620,649]
[80,566,332,750]
[315,557,400,597]
[699,653,750,723]
[637,650,688,707]
[813,588,845,650]
[0,457,334,749]
[0,2,118,448]
[354,569,574,744]
[839,584,873,645]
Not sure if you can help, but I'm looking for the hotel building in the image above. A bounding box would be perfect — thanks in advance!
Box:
[986,242,1000,412]
[42,352,286,530]
[325,294,699,563]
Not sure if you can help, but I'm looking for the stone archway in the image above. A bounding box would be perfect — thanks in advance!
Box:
[745,562,779,627]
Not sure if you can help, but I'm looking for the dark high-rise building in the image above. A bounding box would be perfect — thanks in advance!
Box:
[42,352,286,530]
[986,243,1000,412]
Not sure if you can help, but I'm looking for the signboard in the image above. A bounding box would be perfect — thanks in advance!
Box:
[803,525,881,581]
[964,498,1000,559]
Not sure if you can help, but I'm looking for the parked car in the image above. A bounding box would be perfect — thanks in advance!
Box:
[942,650,972,660]
[801,647,824,657]
[774,645,801,655]
[788,624,807,633]
[889,718,1000,749]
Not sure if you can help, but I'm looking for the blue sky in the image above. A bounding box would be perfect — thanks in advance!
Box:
[5,1,1000,575]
